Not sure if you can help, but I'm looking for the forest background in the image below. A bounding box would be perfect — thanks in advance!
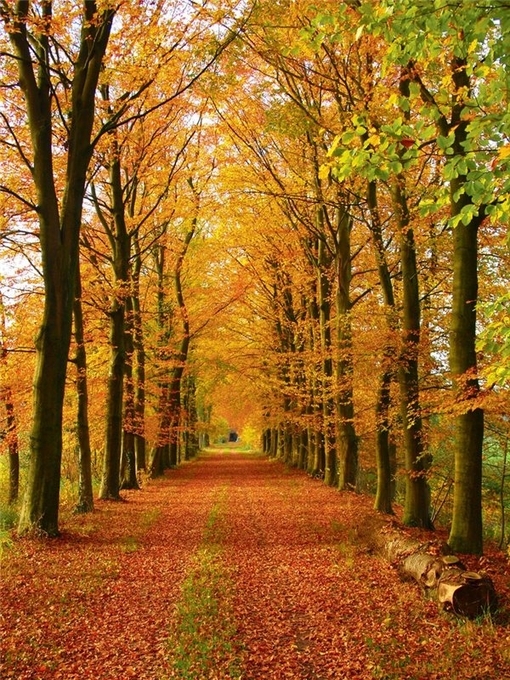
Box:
[0,0,510,557]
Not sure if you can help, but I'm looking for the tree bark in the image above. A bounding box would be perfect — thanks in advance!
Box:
[97,130,131,501]
[149,239,172,477]
[0,297,19,506]
[1,385,20,507]
[394,174,432,529]
[317,236,337,486]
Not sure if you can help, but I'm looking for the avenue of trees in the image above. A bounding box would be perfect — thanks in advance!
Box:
[0,0,509,555]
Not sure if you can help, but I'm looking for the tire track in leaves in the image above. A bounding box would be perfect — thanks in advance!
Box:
[164,487,243,679]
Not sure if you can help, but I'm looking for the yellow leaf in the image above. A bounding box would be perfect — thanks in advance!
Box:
[318,163,331,180]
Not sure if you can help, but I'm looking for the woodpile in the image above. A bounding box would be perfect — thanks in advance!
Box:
[381,529,498,618]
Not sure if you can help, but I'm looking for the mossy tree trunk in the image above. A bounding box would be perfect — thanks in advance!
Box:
[393,71,432,530]
[447,56,485,555]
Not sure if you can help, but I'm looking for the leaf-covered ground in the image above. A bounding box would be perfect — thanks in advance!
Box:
[1,450,509,679]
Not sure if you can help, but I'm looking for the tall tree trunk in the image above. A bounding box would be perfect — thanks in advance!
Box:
[166,205,197,466]
[448,58,485,554]
[394,72,432,529]
[308,284,325,477]
[99,301,125,499]
[6,4,114,536]
[73,263,94,513]
[335,205,358,490]
[132,240,147,472]
[151,182,198,473]
[120,293,140,490]
[149,240,172,477]
[367,180,398,514]
[98,130,131,501]
[317,237,337,486]
[394,174,432,529]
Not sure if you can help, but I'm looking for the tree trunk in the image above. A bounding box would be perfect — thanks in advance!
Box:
[8,4,114,536]
[99,303,125,500]
[447,56,485,555]
[73,263,94,513]
[306,281,324,478]
[183,375,199,460]
[393,73,432,530]
[395,178,432,528]
[374,366,395,514]
[120,294,140,490]
[150,382,171,478]
[1,386,20,507]
[132,239,147,472]
[0,299,19,506]
[97,131,131,501]
[366,179,398,514]
[335,204,358,490]
[318,238,337,486]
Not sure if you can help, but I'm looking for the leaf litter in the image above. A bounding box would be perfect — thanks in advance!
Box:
[1,451,509,679]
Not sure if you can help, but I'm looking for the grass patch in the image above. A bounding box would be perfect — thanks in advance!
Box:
[0,503,18,560]
[165,491,243,679]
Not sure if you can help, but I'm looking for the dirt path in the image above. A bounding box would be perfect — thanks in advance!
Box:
[1,451,509,679]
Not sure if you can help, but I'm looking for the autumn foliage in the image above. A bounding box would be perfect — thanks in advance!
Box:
[1,4,510,669]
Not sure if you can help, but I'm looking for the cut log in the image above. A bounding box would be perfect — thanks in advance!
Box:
[436,569,497,618]
[377,527,497,618]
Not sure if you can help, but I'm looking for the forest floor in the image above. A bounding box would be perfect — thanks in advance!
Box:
[1,449,510,680]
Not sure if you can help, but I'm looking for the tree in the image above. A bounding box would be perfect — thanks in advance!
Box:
[360,0,510,551]
[1,1,115,535]
[72,261,94,513]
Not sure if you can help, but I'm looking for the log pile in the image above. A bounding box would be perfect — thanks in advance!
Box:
[381,530,498,618]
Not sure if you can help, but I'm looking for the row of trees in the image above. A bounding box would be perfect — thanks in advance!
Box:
[0,0,252,535]
[211,0,510,554]
[0,0,509,554]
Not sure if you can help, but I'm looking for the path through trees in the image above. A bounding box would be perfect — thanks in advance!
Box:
[2,450,509,679]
